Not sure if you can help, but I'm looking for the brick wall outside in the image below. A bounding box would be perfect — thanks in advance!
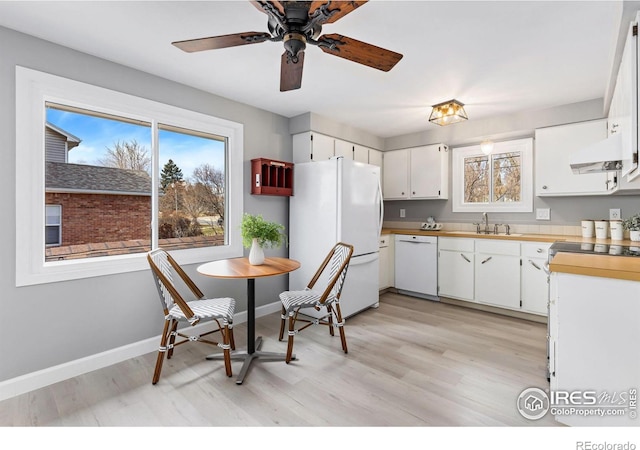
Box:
[46,192,151,246]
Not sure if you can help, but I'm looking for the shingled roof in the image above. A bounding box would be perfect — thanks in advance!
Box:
[46,161,151,195]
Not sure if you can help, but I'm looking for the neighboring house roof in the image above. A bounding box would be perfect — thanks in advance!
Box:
[45,122,81,150]
[46,161,151,195]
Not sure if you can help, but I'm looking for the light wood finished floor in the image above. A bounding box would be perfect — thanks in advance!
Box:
[0,292,560,426]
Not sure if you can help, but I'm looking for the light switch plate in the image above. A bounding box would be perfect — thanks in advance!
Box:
[536,208,550,220]
[610,208,621,220]
[400,208,406,218]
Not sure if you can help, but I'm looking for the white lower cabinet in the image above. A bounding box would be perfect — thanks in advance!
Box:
[474,240,521,309]
[438,238,474,301]
[378,235,394,290]
[520,243,552,315]
[438,237,549,316]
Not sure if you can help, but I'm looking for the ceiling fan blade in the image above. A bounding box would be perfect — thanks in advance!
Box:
[172,32,271,53]
[317,33,403,72]
[280,51,305,91]
[250,0,285,16]
[309,1,368,24]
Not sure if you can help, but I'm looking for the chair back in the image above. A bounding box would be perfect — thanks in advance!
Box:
[147,249,202,324]
[308,242,354,304]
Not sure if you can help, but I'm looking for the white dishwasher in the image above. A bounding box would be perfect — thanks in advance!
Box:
[394,235,439,300]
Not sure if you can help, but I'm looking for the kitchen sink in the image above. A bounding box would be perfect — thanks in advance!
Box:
[443,231,523,237]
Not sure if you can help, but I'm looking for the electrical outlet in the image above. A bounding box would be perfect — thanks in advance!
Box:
[400,208,406,218]
[610,208,621,220]
[536,208,550,221]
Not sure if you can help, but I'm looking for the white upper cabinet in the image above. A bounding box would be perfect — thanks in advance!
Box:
[368,149,383,167]
[535,120,611,196]
[609,21,639,180]
[383,144,449,200]
[293,132,379,166]
[292,132,335,163]
[333,138,353,160]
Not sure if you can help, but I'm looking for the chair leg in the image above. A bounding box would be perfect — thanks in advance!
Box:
[152,320,171,385]
[228,326,236,351]
[285,313,296,363]
[327,305,335,336]
[334,304,348,354]
[222,324,233,377]
[279,305,286,341]
[167,320,178,359]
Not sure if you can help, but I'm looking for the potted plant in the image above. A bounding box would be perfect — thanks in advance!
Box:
[623,213,640,241]
[240,213,287,265]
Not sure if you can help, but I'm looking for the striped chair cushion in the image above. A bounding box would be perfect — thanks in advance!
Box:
[168,297,235,322]
[279,289,338,314]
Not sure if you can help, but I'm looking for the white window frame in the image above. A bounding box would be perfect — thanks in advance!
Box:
[452,138,533,213]
[16,66,244,286]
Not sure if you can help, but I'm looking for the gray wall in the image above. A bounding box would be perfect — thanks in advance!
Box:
[0,26,292,381]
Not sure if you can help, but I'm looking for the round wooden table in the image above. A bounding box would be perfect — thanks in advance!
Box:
[197,257,300,384]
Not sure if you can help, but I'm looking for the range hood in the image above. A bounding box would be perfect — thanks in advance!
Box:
[570,133,623,174]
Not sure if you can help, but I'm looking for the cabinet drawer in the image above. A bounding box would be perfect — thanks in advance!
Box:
[521,242,551,258]
[475,239,520,256]
[438,237,474,252]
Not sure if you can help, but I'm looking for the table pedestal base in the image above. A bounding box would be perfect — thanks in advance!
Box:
[206,336,296,385]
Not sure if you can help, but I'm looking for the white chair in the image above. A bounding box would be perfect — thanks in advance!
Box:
[278,242,354,363]
[147,248,235,383]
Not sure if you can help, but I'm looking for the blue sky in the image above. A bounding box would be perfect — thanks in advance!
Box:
[46,107,225,180]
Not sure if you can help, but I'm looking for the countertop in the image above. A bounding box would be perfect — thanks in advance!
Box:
[549,252,640,282]
[383,227,640,280]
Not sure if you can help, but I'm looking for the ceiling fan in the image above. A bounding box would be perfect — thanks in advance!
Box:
[172,1,403,91]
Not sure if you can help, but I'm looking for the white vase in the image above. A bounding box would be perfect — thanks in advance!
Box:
[630,230,640,242]
[248,238,265,265]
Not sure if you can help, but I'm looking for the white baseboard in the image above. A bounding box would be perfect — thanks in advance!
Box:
[0,301,282,402]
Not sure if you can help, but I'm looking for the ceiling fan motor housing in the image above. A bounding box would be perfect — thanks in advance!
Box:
[284,32,306,59]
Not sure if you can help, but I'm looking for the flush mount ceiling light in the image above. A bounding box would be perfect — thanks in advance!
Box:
[480,139,494,155]
[428,99,468,126]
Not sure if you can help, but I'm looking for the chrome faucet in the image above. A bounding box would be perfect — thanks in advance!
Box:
[482,212,489,234]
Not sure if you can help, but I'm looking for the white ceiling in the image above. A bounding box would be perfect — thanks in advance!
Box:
[0,1,632,138]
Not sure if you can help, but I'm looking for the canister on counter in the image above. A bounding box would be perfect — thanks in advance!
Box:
[581,220,594,238]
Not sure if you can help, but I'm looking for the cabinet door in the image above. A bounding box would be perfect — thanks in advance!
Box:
[535,120,609,196]
[334,139,353,160]
[521,257,548,315]
[311,133,335,161]
[378,236,390,290]
[382,149,409,199]
[353,144,370,164]
[438,250,474,300]
[615,22,638,179]
[410,146,441,198]
[368,149,383,167]
[475,254,520,309]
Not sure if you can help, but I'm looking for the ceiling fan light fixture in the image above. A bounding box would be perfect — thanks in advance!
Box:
[429,99,468,126]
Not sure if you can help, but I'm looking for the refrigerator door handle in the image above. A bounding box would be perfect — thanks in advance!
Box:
[377,175,384,237]
[350,252,379,265]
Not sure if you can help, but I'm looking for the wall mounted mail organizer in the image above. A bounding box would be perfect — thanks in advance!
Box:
[251,158,294,196]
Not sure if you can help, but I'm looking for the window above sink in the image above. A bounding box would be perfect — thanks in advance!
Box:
[451,138,533,213]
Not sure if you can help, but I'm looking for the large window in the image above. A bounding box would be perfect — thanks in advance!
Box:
[16,67,243,286]
[452,138,533,212]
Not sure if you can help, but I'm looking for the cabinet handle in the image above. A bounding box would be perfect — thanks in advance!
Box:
[542,185,548,190]
[528,260,541,270]
[536,248,544,253]
[481,256,492,264]
[460,253,471,263]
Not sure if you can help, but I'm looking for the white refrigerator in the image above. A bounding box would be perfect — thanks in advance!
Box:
[289,157,383,318]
